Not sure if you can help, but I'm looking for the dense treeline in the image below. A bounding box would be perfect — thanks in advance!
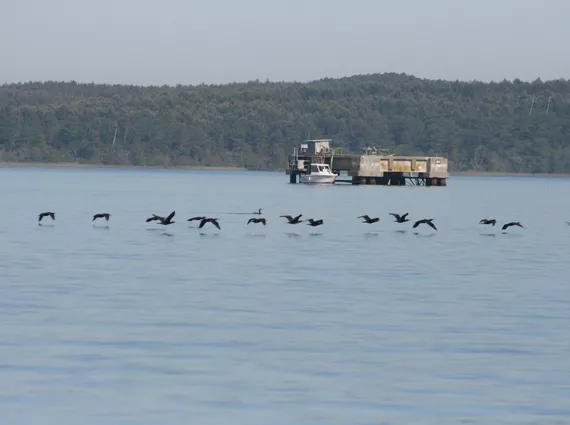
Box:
[1,73,570,172]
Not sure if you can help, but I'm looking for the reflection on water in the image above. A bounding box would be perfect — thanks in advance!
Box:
[413,232,436,237]
[502,232,524,237]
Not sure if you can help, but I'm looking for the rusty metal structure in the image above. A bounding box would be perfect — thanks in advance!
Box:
[286,139,449,186]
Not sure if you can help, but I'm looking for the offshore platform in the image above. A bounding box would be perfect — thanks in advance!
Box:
[286,139,449,186]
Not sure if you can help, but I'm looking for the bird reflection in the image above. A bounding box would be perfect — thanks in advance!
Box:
[246,233,266,238]
[413,232,436,238]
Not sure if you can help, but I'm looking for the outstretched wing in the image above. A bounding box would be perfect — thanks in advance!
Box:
[212,220,221,230]
[280,215,293,221]
[401,213,409,220]
[294,214,303,221]
[247,218,254,224]
[501,223,510,230]
[198,219,207,228]
[260,218,266,225]
[359,215,370,220]
[413,221,420,228]
[165,211,175,222]
[427,221,437,231]
[389,213,400,220]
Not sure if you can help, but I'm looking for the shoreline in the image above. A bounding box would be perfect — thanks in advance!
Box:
[1,162,570,177]
[451,171,570,178]
[0,162,248,172]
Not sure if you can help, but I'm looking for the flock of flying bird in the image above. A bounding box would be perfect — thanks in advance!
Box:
[36,209,527,232]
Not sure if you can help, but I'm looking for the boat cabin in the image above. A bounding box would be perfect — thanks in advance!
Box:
[309,163,333,174]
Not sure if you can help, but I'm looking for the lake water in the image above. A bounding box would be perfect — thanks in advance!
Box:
[0,166,569,425]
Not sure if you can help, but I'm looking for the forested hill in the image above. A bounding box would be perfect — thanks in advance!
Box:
[1,73,570,173]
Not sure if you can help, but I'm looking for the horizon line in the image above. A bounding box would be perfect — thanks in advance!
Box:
[1,72,568,89]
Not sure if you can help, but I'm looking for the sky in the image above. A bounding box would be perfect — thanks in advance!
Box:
[0,0,568,86]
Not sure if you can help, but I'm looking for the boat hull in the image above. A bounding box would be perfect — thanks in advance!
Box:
[299,174,337,184]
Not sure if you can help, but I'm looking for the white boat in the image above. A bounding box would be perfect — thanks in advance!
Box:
[299,163,337,184]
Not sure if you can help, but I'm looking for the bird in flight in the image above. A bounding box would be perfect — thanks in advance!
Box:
[413,218,437,231]
[146,214,164,222]
[187,216,206,222]
[390,213,409,223]
[247,218,266,225]
[253,208,263,215]
[307,218,324,227]
[501,222,524,231]
[199,218,220,230]
[93,213,111,222]
[154,211,175,225]
[358,215,379,224]
[38,212,55,222]
[479,218,496,226]
[280,214,303,224]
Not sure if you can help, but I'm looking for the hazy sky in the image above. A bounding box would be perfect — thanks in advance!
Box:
[1,0,568,85]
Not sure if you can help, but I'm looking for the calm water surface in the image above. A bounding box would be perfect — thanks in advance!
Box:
[0,166,569,425]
